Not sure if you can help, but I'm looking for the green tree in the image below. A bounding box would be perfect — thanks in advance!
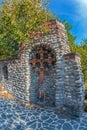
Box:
[63,20,87,83]
[0,0,52,58]
[80,39,87,82]
[63,20,77,52]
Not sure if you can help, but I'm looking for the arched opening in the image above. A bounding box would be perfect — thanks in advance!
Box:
[29,44,56,106]
[3,65,8,80]
[30,44,56,83]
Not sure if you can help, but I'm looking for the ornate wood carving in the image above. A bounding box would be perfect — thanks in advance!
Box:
[30,45,56,83]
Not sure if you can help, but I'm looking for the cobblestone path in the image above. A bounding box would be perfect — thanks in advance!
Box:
[0,99,87,130]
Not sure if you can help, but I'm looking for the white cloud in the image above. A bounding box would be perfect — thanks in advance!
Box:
[74,0,87,40]
[76,0,87,18]
[76,0,87,4]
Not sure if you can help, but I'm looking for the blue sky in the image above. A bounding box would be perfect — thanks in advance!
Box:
[47,0,87,43]
[0,0,87,44]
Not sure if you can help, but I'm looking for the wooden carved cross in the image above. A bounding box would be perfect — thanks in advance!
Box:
[30,47,55,84]
[35,66,48,84]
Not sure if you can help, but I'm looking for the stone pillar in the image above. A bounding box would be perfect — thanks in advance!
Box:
[55,57,65,109]
[63,53,85,116]
[10,50,31,103]
[22,50,31,102]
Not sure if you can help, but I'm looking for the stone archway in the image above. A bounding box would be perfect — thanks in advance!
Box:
[29,43,56,106]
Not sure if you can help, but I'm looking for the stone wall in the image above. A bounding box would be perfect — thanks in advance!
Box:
[0,56,30,102]
[0,20,85,117]
[63,53,85,116]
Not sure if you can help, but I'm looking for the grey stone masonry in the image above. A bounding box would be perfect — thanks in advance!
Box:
[63,53,85,116]
[0,20,85,117]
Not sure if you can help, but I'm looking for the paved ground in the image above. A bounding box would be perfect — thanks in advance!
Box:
[0,98,87,130]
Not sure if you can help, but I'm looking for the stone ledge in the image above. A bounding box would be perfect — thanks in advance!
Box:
[63,52,80,60]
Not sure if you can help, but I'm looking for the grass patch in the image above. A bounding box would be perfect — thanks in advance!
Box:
[85,81,87,90]
[84,100,87,104]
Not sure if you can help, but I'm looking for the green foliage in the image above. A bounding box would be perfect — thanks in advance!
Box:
[63,20,77,52]
[79,39,87,82]
[63,20,87,83]
[0,1,87,86]
[0,0,52,58]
